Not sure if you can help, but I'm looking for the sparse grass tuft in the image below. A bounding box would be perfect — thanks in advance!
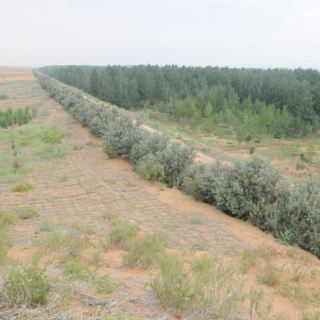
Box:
[189,213,206,225]
[39,218,55,232]
[109,221,139,249]
[296,161,306,170]
[163,218,177,230]
[255,246,278,262]
[151,253,246,317]
[240,249,259,273]
[0,211,16,264]
[58,285,73,308]
[103,208,118,224]
[58,175,69,182]
[0,151,31,183]
[72,143,84,151]
[40,231,68,251]
[248,289,272,320]
[69,222,95,235]
[0,93,8,100]
[278,283,315,306]
[62,259,114,294]
[154,181,167,191]
[42,127,64,144]
[36,143,68,158]
[0,263,50,306]
[12,181,33,192]
[15,206,38,220]
[191,242,206,251]
[290,263,306,282]
[300,311,320,320]
[101,312,132,320]
[40,231,88,258]
[0,211,16,228]
[17,124,46,146]
[257,264,280,287]
[123,233,165,267]
[91,244,103,267]
[150,253,199,312]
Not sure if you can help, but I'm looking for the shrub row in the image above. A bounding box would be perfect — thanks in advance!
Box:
[182,158,320,257]
[0,107,32,128]
[35,71,193,188]
[35,71,320,258]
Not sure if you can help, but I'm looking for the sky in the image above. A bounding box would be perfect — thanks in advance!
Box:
[0,0,319,69]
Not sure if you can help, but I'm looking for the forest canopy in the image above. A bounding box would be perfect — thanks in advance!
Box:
[40,65,320,140]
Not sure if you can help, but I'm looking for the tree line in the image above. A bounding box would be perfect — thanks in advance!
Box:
[40,65,320,139]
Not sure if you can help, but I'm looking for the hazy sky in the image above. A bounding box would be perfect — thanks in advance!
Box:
[1,0,319,69]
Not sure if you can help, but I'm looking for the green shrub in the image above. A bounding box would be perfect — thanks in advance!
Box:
[129,132,169,166]
[215,158,280,222]
[296,161,306,170]
[160,143,194,188]
[300,151,315,163]
[103,116,140,159]
[0,264,50,306]
[272,177,320,256]
[135,153,165,182]
[42,127,64,144]
[89,108,117,136]
[123,233,165,267]
[250,146,256,154]
[12,181,33,192]
[89,114,106,136]
[182,162,227,203]
[0,107,32,128]
[75,102,98,127]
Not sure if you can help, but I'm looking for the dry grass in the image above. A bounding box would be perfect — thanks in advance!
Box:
[108,220,139,249]
[15,206,39,220]
[123,233,165,267]
[12,181,33,192]
[256,263,281,287]
[151,252,272,319]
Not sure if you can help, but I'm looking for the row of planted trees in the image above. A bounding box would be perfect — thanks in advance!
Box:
[0,107,32,128]
[40,65,320,139]
[35,70,320,258]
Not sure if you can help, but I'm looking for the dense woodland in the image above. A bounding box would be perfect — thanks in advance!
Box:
[40,65,320,139]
